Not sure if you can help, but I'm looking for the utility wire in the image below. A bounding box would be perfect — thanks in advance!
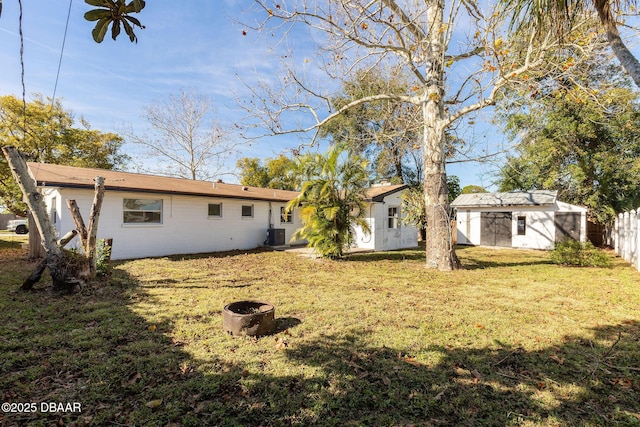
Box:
[52,0,73,105]
[18,0,26,129]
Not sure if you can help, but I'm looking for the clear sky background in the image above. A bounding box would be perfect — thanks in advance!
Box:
[1,0,510,188]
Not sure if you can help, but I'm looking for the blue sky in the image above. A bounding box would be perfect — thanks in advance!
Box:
[0,0,503,188]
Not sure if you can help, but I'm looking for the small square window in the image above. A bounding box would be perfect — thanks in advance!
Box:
[517,216,526,235]
[242,205,254,218]
[208,203,222,217]
[280,206,293,223]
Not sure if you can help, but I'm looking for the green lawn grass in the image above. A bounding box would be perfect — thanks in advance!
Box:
[0,239,638,426]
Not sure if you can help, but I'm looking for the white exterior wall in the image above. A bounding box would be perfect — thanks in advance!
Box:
[456,210,482,245]
[353,203,377,250]
[43,187,303,260]
[455,202,587,250]
[511,209,555,250]
[352,191,418,251]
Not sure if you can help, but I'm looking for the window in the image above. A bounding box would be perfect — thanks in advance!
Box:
[242,205,254,218]
[280,206,293,223]
[51,196,57,225]
[388,207,399,229]
[517,216,526,235]
[208,203,222,217]
[123,198,162,224]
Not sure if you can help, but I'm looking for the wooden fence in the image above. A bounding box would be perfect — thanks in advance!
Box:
[0,213,18,230]
[614,210,640,271]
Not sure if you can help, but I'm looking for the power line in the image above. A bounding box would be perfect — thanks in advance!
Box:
[18,0,26,128]
[52,0,73,105]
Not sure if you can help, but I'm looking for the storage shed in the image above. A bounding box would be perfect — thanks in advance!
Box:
[451,190,587,250]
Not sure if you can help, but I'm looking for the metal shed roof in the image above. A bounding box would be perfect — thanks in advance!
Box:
[450,190,558,208]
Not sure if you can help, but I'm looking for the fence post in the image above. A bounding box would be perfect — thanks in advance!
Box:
[624,212,630,262]
[615,215,620,254]
[636,209,640,271]
[631,210,638,268]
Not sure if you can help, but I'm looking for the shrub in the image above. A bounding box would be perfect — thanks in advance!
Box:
[96,239,112,277]
[550,239,611,267]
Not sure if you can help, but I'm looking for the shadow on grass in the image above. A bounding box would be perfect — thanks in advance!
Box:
[345,247,425,263]
[453,245,556,269]
[1,244,638,426]
[275,321,640,426]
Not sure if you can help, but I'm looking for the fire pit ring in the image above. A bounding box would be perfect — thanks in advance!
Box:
[222,300,275,337]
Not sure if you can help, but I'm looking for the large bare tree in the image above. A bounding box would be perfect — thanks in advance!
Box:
[240,0,592,270]
[129,89,236,181]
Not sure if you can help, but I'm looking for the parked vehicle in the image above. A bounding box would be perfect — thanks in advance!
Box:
[7,219,28,234]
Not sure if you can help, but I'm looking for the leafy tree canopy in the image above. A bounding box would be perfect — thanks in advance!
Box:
[461,185,487,194]
[0,94,128,215]
[237,155,300,191]
[319,69,423,185]
[495,56,640,222]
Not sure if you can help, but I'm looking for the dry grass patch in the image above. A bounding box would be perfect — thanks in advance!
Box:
[1,240,639,426]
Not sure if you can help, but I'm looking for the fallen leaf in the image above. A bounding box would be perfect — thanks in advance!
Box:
[475,324,486,329]
[471,369,483,381]
[148,324,157,332]
[275,337,288,350]
[549,355,565,365]
[127,372,142,385]
[145,399,162,409]
[434,390,445,401]
[382,376,391,386]
[403,357,422,367]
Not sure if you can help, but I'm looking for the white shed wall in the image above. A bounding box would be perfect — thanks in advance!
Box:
[455,202,587,250]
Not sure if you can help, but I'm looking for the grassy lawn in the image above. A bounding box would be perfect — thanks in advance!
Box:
[0,238,638,427]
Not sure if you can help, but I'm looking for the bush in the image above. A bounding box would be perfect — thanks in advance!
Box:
[96,239,112,277]
[550,239,611,267]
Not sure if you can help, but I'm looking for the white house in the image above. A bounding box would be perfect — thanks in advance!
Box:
[451,190,587,250]
[355,183,419,251]
[28,162,417,260]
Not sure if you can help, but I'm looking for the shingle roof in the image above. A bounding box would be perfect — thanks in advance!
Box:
[364,184,407,202]
[27,162,299,203]
[27,163,408,203]
[450,190,558,208]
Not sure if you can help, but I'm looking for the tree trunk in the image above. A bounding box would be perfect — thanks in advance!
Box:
[67,199,88,248]
[2,147,70,285]
[422,0,459,270]
[21,230,78,290]
[86,177,105,277]
[594,0,640,88]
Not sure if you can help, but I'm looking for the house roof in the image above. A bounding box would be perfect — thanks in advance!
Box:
[364,183,408,202]
[450,190,558,208]
[27,162,408,203]
[27,162,299,203]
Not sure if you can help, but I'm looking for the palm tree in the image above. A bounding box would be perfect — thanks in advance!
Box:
[504,0,640,87]
[286,145,371,259]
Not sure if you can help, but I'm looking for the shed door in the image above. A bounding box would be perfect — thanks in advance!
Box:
[555,212,581,242]
[481,212,512,247]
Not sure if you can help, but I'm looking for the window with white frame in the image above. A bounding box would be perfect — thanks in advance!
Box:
[208,203,222,217]
[123,198,163,224]
[280,206,293,223]
[241,204,254,218]
[388,206,400,229]
[51,196,57,225]
[517,215,526,235]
